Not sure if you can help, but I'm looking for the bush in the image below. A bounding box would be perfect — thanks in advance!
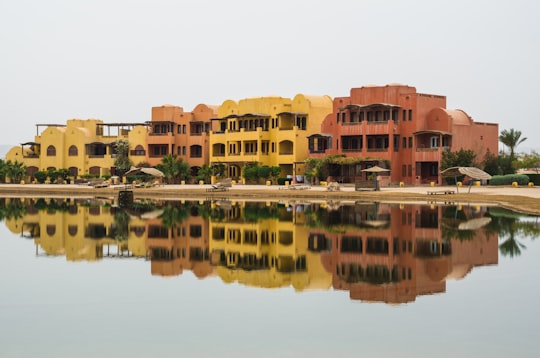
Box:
[34,171,48,184]
[527,173,540,186]
[489,174,530,186]
[277,177,288,185]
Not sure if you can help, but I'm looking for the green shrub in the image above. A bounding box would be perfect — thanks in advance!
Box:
[489,174,529,185]
[527,173,540,186]
[277,177,287,185]
[34,171,48,184]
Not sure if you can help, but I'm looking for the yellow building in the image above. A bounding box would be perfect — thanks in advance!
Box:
[209,94,332,181]
[6,119,148,181]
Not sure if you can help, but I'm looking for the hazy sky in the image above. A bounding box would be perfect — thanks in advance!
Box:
[2,0,539,152]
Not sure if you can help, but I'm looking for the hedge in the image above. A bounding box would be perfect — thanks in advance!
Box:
[489,174,530,186]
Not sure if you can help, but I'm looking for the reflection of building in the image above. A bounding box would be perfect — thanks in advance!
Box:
[2,198,501,304]
[144,202,213,278]
[209,94,332,181]
[308,84,499,184]
[5,198,147,261]
[209,201,332,291]
[6,119,148,180]
[314,203,498,304]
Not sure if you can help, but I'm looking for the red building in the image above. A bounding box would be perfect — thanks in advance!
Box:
[308,84,498,185]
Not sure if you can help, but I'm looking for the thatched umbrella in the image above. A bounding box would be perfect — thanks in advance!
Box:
[361,165,390,190]
[440,166,492,193]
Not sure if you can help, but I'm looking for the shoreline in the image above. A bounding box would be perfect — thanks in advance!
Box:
[1,183,540,216]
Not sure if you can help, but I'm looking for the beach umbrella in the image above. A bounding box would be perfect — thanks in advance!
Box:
[361,165,390,173]
[361,165,389,191]
[124,166,164,177]
[458,217,492,230]
[440,166,492,193]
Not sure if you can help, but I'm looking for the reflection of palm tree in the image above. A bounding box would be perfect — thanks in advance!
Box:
[0,198,26,221]
[488,207,539,258]
[160,204,189,228]
[499,231,526,258]
[113,210,130,241]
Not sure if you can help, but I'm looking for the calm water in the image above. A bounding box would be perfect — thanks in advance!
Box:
[0,197,539,358]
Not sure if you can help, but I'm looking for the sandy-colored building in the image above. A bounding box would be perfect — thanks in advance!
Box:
[309,84,499,185]
[146,104,218,178]
[6,119,148,181]
[209,94,332,181]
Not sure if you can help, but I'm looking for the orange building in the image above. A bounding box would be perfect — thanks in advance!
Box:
[309,84,499,185]
[146,104,218,178]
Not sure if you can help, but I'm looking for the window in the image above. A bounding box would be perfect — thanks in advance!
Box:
[68,225,78,236]
[46,225,56,236]
[402,137,407,148]
[408,109,413,121]
[131,145,145,156]
[189,225,202,238]
[408,137,413,148]
[190,145,202,158]
[46,145,56,156]
[68,145,78,156]
[430,136,439,148]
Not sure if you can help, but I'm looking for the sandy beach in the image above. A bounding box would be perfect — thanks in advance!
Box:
[1,182,540,215]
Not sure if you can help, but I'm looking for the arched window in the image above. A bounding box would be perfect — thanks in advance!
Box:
[46,225,56,236]
[69,167,78,177]
[133,145,145,156]
[89,166,101,176]
[68,145,78,156]
[68,225,78,236]
[46,145,56,156]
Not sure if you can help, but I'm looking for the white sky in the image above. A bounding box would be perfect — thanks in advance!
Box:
[1,0,539,153]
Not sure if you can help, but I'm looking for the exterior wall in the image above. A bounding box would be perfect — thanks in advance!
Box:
[314,84,498,185]
[127,124,150,167]
[7,119,149,181]
[147,104,216,175]
[209,94,332,180]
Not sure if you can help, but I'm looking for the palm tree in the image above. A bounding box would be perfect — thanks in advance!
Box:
[499,128,527,160]
[113,139,133,177]
[156,154,189,184]
[5,160,26,184]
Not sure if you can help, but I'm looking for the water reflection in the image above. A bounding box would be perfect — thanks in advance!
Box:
[2,197,538,304]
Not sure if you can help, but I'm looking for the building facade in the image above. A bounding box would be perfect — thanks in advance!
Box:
[6,119,148,181]
[209,94,333,181]
[146,104,217,177]
[309,84,499,185]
